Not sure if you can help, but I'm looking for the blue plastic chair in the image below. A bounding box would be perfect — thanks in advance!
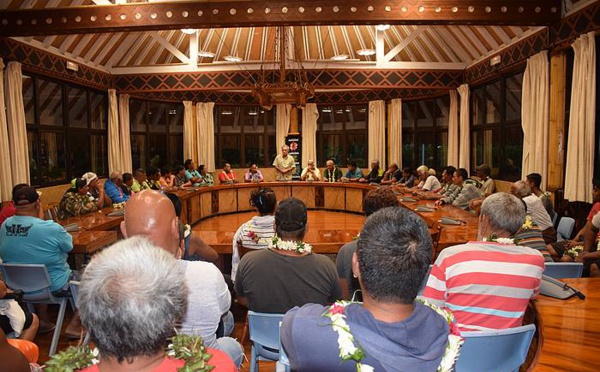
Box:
[543,262,584,278]
[277,322,291,372]
[556,217,575,241]
[0,263,75,356]
[454,324,536,372]
[248,311,285,372]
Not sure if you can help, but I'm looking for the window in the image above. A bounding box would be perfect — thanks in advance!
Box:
[214,106,275,168]
[401,96,449,172]
[23,75,108,187]
[129,99,183,171]
[471,72,524,181]
[316,104,368,168]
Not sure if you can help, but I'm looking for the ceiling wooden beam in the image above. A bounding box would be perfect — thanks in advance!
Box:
[0,0,561,37]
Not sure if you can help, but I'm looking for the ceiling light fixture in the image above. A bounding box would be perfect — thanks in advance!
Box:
[198,51,216,58]
[224,55,243,62]
[181,28,197,34]
[376,24,391,31]
[331,54,349,61]
[357,49,376,56]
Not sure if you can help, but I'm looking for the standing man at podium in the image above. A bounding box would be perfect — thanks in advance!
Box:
[273,144,296,181]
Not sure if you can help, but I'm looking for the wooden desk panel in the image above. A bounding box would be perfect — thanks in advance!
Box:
[291,186,316,208]
[217,188,238,213]
[531,278,600,372]
[271,184,292,204]
[345,187,364,213]
[324,186,345,210]
[70,230,117,255]
[201,192,212,219]
[237,187,254,212]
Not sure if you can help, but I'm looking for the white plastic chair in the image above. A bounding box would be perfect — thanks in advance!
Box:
[543,262,584,278]
[556,217,575,241]
[0,263,75,356]
[454,324,536,372]
[248,311,285,372]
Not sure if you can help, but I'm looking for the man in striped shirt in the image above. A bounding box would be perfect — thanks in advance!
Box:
[422,192,545,331]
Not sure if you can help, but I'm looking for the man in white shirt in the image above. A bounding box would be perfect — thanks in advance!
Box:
[511,180,557,244]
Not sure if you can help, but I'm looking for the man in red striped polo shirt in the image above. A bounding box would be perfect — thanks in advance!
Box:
[422,192,545,331]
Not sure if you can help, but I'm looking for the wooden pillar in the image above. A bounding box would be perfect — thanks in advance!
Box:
[547,51,566,191]
[289,106,299,135]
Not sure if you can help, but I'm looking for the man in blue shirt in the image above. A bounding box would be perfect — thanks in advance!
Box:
[104,171,130,204]
[341,161,364,182]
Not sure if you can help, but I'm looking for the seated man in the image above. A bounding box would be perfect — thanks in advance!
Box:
[397,167,416,188]
[82,172,110,209]
[131,168,150,192]
[121,190,243,367]
[283,207,452,372]
[476,164,496,197]
[244,164,264,183]
[414,165,442,191]
[358,159,384,184]
[526,172,554,220]
[235,197,341,313]
[511,180,557,244]
[417,166,457,200]
[146,166,162,190]
[173,165,192,188]
[341,161,363,182]
[184,159,202,186]
[423,192,545,331]
[323,160,342,182]
[77,236,236,371]
[434,168,482,210]
[380,163,401,185]
[336,188,399,299]
[58,178,98,220]
[300,160,321,181]
[104,171,130,203]
[219,163,239,184]
[551,178,600,261]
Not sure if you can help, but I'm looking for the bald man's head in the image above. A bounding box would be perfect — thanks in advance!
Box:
[121,190,180,257]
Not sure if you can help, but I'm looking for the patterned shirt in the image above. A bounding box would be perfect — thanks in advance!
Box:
[199,173,214,186]
[422,241,545,331]
[273,155,296,181]
[323,167,343,182]
[58,191,98,220]
[440,183,482,209]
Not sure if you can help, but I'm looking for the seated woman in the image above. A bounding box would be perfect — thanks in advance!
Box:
[58,178,98,220]
[231,188,277,281]
[53,236,236,371]
[244,164,264,183]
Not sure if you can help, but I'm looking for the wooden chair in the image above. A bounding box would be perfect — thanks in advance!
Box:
[42,202,60,222]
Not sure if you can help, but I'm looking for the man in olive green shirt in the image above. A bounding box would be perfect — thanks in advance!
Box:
[273,145,296,181]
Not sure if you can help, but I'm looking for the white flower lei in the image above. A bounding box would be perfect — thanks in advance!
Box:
[483,234,515,245]
[324,300,463,372]
[268,235,313,254]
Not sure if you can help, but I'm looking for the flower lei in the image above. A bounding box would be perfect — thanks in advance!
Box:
[268,235,313,254]
[44,334,215,372]
[566,245,584,259]
[521,215,533,230]
[483,233,519,245]
[323,300,463,372]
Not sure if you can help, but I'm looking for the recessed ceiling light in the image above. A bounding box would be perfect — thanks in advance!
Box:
[376,24,391,31]
[357,49,376,56]
[224,55,243,62]
[181,28,197,34]
[331,54,349,61]
[198,51,216,58]
[322,107,332,113]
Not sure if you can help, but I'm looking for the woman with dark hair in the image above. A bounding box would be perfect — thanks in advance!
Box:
[58,178,98,220]
[231,188,277,281]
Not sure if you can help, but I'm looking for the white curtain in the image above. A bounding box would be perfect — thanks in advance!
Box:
[447,90,459,167]
[457,84,470,173]
[388,99,402,166]
[107,89,121,173]
[521,51,550,188]
[197,102,215,171]
[301,103,319,167]
[368,100,386,166]
[565,32,596,203]
[183,101,196,162]
[0,59,13,201]
[276,103,292,153]
[118,94,132,172]
[5,62,29,185]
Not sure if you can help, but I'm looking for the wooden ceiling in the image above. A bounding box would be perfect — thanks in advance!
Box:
[0,0,592,75]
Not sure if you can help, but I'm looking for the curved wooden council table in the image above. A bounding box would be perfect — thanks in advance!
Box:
[529,278,600,372]
[58,207,122,255]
